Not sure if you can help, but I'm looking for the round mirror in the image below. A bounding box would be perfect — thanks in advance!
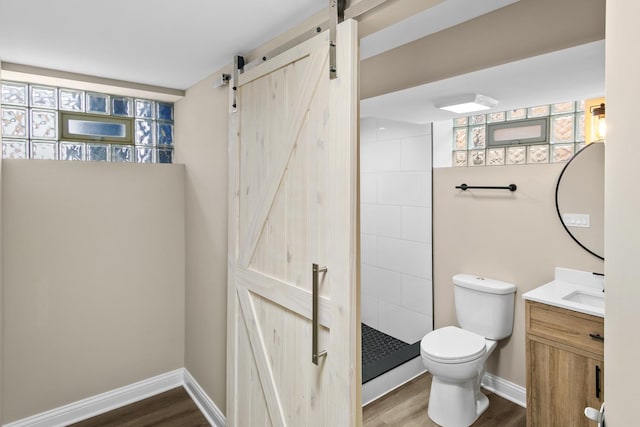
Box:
[555,143,604,260]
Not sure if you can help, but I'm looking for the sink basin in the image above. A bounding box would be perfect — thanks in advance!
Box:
[562,290,605,309]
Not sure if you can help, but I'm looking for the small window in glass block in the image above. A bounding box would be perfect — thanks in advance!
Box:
[112,97,133,117]
[60,142,86,161]
[135,99,154,118]
[2,139,28,159]
[1,107,28,138]
[157,122,173,146]
[31,109,58,139]
[157,102,173,121]
[87,92,110,114]
[30,85,57,109]
[112,145,132,162]
[136,146,154,163]
[135,119,154,145]
[87,143,110,162]
[576,100,586,112]
[31,141,58,160]
[158,148,173,164]
[59,89,85,112]
[1,81,28,105]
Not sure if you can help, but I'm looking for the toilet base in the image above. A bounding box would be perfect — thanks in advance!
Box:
[427,376,489,427]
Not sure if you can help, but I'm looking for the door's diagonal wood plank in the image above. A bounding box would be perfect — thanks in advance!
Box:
[238,268,331,328]
[239,31,328,87]
[239,49,329,268]
[238,287,287,427]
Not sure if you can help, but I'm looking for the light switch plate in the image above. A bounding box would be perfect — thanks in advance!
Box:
[563,213,590,228]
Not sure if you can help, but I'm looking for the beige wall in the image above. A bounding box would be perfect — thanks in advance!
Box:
[1,160,185,423]
[174,67,230,412]
[360,0,605,100]
[433,164,603,387]
[604,2,640,425]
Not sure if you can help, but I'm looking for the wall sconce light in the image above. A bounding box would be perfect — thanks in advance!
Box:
[435,93,498,114]
[590,102,606,142]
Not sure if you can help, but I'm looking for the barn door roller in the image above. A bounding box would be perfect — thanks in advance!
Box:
[329,0,347,79]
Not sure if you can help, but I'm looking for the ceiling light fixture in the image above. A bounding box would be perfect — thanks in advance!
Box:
[435,94,498,114]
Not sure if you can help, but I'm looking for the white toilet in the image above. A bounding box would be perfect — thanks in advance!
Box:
[420,274,516,427]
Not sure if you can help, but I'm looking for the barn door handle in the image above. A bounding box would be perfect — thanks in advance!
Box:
[595,365,601,399]
[312,263,328,365]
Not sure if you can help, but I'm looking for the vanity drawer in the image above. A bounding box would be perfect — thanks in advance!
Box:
[526,301,604,356]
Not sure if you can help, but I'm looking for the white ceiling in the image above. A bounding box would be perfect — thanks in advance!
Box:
[361,40,606,124]
[0,0,518,91]
[0,0,326,90]
[0,0,600,111]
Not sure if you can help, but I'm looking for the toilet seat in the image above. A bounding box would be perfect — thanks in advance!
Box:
[421,326,486,364]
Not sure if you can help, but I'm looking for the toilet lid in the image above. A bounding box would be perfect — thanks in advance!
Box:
[421,326,486,364]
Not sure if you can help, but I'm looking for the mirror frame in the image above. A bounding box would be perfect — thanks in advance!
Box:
[554,143,604,260]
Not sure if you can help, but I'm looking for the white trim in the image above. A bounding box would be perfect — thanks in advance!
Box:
[184,369,226,427]
[481,372,527,408]
[3,369,184,427]
[2,369,227,427]
[362,357,427,406]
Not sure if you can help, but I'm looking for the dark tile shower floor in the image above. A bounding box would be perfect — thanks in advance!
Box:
[362,323,420,383]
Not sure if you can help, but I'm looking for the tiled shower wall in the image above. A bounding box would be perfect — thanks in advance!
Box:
[360,117,433,344]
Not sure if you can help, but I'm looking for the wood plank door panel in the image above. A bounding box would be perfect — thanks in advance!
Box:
[227,20,359,427]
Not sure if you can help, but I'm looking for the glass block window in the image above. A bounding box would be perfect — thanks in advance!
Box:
[452,100,585,167]
[1,80,174,163]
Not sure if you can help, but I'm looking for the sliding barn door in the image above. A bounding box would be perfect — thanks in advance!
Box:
[227,20,360,427]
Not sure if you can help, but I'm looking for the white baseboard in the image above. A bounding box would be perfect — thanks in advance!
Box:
[3,369,226,427]
[3,369,184,427]
[184,369,226,427]
[482,372,526,408]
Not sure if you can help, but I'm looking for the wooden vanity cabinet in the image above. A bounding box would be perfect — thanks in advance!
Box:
[525,300,604,427]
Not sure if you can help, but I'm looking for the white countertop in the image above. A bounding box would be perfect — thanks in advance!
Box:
[522,267,605,318]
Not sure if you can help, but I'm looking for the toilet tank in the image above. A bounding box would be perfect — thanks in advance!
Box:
[454,274,517,340]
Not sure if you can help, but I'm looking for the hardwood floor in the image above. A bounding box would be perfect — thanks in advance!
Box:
[363,373,526,427]
[68,374,524,426]
[69,387,209,427]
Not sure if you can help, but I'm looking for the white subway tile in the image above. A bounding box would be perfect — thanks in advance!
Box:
[361,294,379,329]
[377,237,431,279]
[401,135,432,171]
[361,264,402,305]
[361,173,377,204]
[402,274,433,316]
[361,234,378,265]
[378,300,433,343]
[360,117,378,143]
[361,140,402,172]
[375,118,431,141]
[361,204,376,235]
[401,206,432,243]
[361,205,401,238]
[378,172,430,206]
